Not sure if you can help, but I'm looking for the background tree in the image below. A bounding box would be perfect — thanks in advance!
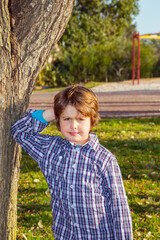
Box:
[139,40,157,78]
[39,0,140,86]
[150,39,160,77]
[62,0,139,47]
[0,0,74,239]
[39,0,160,87]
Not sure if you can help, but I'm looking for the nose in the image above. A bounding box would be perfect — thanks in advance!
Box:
[70,119,77,129]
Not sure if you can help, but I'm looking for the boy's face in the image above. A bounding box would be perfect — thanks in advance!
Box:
[59,104,91,146]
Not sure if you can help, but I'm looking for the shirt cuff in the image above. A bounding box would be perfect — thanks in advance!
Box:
[32,110,49,124]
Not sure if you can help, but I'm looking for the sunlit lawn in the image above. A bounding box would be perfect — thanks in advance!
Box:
[33,82,105,93]
[17,118,160,239]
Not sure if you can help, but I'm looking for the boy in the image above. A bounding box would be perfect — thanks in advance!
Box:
[11,85,133,240]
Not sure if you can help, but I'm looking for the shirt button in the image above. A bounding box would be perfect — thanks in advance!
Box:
[71,204,75,208]
[70,185,74,189]
[72,164,76,168]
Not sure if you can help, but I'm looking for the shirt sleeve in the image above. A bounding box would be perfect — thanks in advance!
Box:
[10,109,53,166]
[104,157,133,240]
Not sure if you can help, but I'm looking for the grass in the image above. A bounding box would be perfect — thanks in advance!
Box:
[17,118,160,239]
[33,86,65,93]
[33,81,105,93]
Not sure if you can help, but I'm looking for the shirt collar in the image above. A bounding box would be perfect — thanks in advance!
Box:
[87,133,99,151]
[62,133,99,151]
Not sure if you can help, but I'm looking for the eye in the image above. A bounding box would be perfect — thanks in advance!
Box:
[64,118,70,121]
[79,118,84,121]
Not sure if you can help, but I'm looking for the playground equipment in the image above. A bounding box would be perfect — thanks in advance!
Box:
[132,32,160,85]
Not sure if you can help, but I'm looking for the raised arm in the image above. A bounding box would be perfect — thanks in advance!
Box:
[10,109,55,167]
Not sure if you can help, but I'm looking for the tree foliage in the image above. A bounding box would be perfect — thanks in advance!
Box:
[139,40,157,78]
[38,0,160,87]
[62,0,139,47]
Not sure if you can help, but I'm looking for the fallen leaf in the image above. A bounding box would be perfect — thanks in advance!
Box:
[38,220,43,229]
[34,179,40,183]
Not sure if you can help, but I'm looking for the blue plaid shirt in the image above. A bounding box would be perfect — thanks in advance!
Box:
[11,110,133,240]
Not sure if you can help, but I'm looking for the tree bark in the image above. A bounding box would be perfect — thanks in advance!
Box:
[0,0,74,239]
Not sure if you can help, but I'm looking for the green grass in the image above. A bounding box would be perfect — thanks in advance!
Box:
[17,118,160,239]
[33,82,105,93]
[33,86,65,93]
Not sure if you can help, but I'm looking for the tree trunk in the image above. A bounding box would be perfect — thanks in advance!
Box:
[0,0,74,239]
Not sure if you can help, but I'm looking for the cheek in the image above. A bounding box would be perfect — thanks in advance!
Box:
[60,122,68,132]
[82,121,91,132]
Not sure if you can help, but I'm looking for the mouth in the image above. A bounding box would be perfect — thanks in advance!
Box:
[70,132,78,136]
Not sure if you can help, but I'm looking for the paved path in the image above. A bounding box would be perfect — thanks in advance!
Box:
[29,78,160,118]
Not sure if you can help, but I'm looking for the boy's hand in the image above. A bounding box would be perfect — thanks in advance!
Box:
[42,108,55,122]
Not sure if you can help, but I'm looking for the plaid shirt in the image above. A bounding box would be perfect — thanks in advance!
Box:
[11,110,133,240]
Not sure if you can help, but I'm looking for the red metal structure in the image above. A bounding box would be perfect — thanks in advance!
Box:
[137,33,140,84]
[132,32,136,85]
[132,32,140,85]
[132,32,160,85]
